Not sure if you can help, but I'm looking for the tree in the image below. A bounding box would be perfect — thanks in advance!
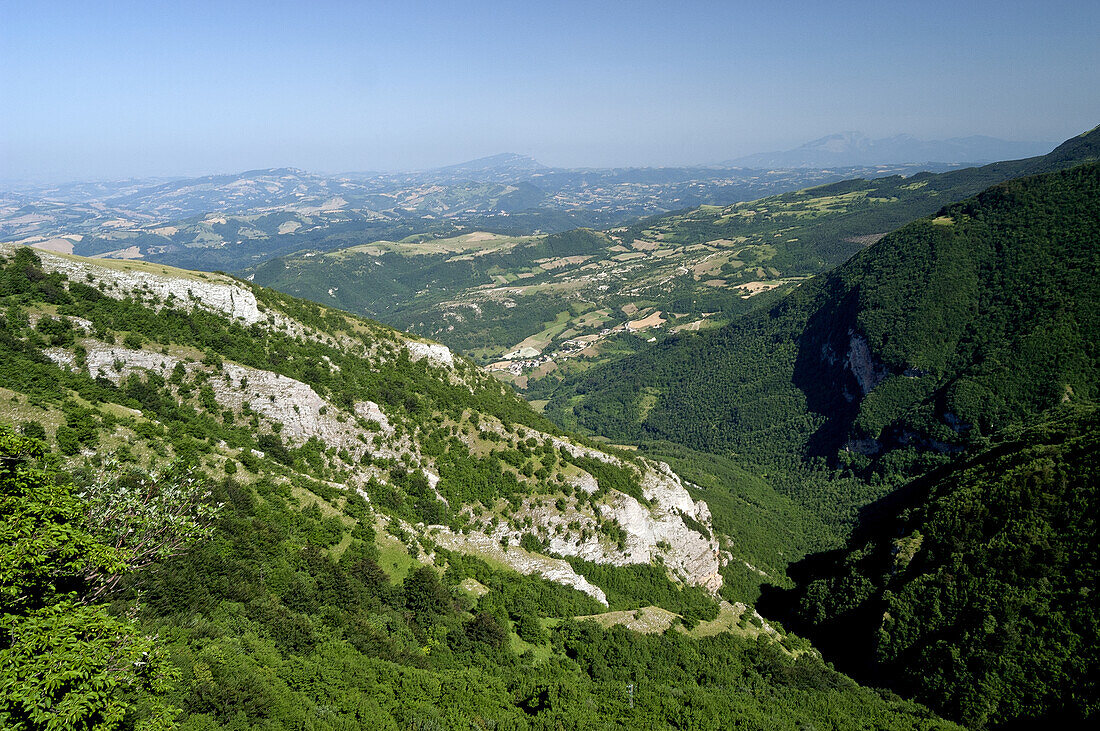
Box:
[0,429,218,730]
[403,566,450,624]
[75,461,221,601]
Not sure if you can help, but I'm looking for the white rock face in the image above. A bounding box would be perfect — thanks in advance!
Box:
[49,343,181,380]
[434,530,609,606]
[47,339,414,471]
[466,421,724,594]
[567,470,599,494]
[12,245,268,326]
[215,363,337,443]
[549,435,618,465]
[208,363,426,474]
[405,340,453,367]
[585,461,722,593]
[846,331,888,396]
[43,347,77,370]
[353,400,392,433]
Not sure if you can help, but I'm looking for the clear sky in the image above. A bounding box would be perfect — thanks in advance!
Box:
[2,0,1098,180]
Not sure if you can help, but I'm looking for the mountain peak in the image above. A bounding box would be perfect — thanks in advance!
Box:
[434,152,547,176]
[798,132,871,154]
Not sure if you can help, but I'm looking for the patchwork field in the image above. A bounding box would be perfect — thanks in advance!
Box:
[248,161,1022,395]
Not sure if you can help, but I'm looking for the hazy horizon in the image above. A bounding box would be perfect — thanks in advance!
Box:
[0,138,1067,188]
[2,0,1098,181]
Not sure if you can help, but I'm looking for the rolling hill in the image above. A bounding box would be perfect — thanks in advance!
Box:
[1,156,931,273]
[246,128,1097,398]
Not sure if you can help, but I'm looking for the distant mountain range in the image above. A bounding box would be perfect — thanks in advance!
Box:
[728,132,1055,168]
[3,155,953,272]
[1,132,1071,274]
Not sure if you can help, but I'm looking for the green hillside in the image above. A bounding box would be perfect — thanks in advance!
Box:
[550,161,1100,509]
[0,245,958,729]
[768,405,1099,729]
[539,149,1100,730]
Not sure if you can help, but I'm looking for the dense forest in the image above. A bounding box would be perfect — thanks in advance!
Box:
[764,405,1099,729]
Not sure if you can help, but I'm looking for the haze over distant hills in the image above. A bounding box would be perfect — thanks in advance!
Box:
[425,152,551,183]
[728,132,1055,168]
[1,152,957,272]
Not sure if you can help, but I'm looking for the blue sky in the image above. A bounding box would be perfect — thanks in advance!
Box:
[2,0,1097,180]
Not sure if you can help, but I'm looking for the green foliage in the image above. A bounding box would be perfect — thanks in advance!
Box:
[0,432,118,615]
[443,552,604,618]
[552,162,1100,517]
[562,557,719,622]
[779,406,1100,728]
[1,601,178,731]
[121,464,954,729]
[539,160,1100,728]
[434,447,520,508]
[0,430,180,730]
[402,566,450,624]
[519,531,547,553]
[75,461,221,601]
[567,455,646,504]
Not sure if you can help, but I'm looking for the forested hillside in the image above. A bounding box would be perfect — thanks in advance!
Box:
[549,161,1100,517]
[766,405,1099,729]
[0,244,959,729]
[542,154,1100,729]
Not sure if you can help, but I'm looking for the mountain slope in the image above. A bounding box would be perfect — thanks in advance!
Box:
[730,132,1055,168]
[0,243,729,601]
[0,244,960,729]
[548,160,1100,517]
[769,405,1100,729]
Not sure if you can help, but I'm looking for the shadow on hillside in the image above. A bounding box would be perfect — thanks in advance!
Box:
[788,275,863,461]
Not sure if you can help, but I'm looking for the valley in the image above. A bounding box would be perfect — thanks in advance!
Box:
[2,125,1097,730]
[248,129,1097,398]
[1,242,959,729]
[5,3,1098,728]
